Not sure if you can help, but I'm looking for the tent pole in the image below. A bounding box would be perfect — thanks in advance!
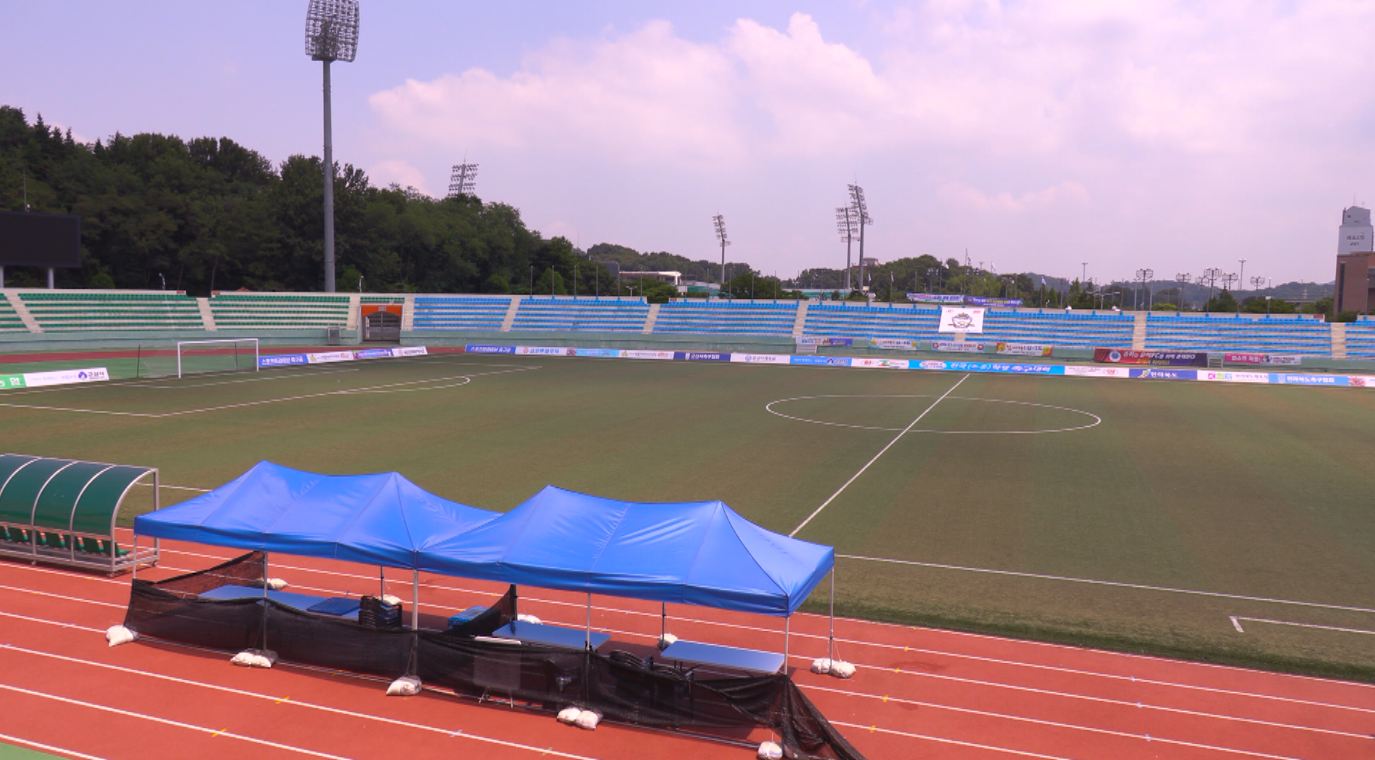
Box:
[660,602,666,643]
[130,534,137,581]
[411,570,420,630]
[379,566,385,597]
[829,567,836,661]
[585,593,592,650]
[261,551,270,651]
[784,615,790,671]
[262,552,269,599]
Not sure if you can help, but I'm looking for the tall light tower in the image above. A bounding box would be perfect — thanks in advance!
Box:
[447,161,478,197]
[1200,267,1223,311]
[1175,273,1191,310]
[836,206,857,291]
[847,184,872,289]
[1134,268,1153,310]
[712,214,729,294]
[305,0,360,293]
[1238,258,1247,297]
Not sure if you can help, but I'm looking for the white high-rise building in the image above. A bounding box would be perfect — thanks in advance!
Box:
[1338,206,1373,253]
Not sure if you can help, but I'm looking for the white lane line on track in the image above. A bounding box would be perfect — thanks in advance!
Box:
[826,720,1068,759]
[1230,616,1375,637]
[0,642,597,760]
[0,683,348,759]
[3,587,1364,747]
[88,547,1375,714]
[790,373,970,537]
[0,731,105,760]
[811,686,1307,759]
[841,553,1375,616]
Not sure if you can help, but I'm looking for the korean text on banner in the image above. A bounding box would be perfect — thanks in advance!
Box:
[996,342,1053,357]
[938,306,985,333]
[1094,348,1207,367]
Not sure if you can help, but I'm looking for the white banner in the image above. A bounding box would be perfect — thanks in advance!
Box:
[852,357,910,370]
[932,340,985,353]
[515,346,574,356]
[1064,366,1131,378]
[938,306,985,333]
[306,350,356,364]
[621,350,676,361]
[729,353,791,365]
[871,338,916,350]
[1199,370,1271,384]
[391,346,428,357]
[23,367,111,388]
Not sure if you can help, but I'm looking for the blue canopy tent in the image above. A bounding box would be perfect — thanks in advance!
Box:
[419,485,837,664]
[133,461,497,626]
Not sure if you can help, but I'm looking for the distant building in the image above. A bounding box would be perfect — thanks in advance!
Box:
[1334,206,1375,314]
[619,270,681,286]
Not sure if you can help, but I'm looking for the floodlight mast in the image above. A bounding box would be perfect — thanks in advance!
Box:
[305,0,360,293]
[847,184,872,289]
[836,206,857,291]
[447,161,479,197]
[713,214,730,293]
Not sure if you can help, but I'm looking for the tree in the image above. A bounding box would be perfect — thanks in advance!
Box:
[1204,289,1238,313]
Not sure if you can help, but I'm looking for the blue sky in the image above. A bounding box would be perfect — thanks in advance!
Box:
[4,1,1373,284]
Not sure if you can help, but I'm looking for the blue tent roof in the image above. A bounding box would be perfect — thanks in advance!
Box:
[134,461,496,568]
[419,486,834,616]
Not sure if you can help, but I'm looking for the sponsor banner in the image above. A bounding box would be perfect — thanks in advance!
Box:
[730,353,791,365]
[996,342,1053,357]
[1198,370,1271,384]
[1128,368,1197,381]
[516,346,574,356]
[0,373,25,390]
[789,355,852,367]
[1272,373,1347,387]
[390,346,428,358]
[850,357,909,370]
[943,361,1057,375]
[621,350,675,361]
[1064,366,1131,378]
[354,348,394,360]
[906,293,965,304]
[964,296,1023,308]
[871,338,916,351]
[796,336,853,347]
[1223,352,1302,366]
[465,344,517,355]
[307,350,357,364]
[915,360,949,371]
[259,353,308,368]
[938,306,986,333]
[572,348,621,358]
[932,340,985,353]
[675,351,729,362]
[1094,348,1208,367]
[1347,375,1375,388]
[22,367,111,388]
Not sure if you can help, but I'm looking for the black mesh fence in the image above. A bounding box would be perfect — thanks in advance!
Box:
[123,552,862,760]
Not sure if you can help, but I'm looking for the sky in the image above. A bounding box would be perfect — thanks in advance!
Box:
[3,0,1373,284]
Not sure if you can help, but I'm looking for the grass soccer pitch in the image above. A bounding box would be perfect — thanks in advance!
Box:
[3,350,1374,680]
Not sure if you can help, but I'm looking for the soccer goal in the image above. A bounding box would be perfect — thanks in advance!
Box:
[172,338,260,379]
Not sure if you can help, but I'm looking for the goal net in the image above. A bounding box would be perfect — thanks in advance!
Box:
[136,339,261,379]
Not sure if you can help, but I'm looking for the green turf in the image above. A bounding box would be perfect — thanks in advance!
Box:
[2,351,1373,680]
[0,741,61,758]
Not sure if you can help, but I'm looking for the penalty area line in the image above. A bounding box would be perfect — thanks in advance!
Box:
[790,374,969,537]
[1231,616,1375,636]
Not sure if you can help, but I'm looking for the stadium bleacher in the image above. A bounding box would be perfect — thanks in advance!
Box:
[0,292,26,332]
[18,290,204,331]
[979,310,1135,348]
[209,292,350,329]
[1345,317,1375,358]
[411,296,511,331]
[1144,313,1331,356]
[511,297,649,332]
[654,300,797,336]
[804,303,940,341]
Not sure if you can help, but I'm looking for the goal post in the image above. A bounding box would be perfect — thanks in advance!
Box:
[175,338,260,379]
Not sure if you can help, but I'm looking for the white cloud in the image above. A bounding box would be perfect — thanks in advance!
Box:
[369,160,432,196]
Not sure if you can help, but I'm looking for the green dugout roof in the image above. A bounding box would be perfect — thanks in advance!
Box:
[0,454,156,536]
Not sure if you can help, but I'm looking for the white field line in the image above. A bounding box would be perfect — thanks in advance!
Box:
[0,731,105,760]
[1231,616,1375,637]
[790,374,970,536]
[128,367,361,389]
[764,393,1102,435]
[0,402,160,417]
[841,553,1375,616]
[810,685,1304,759]
[0,682,348,760]
[827,720,1068,759]
[99,545,1375,715]
[0,641,595,760]
[5,579,1367,743]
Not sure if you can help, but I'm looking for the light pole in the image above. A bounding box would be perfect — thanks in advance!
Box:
[1201,268,1222,311]
[712,214,729,297]
[1221,273,1239,313]
[305,0,360,293]
[836,206,857,292]
[1175,273,1191,310]
[1134,268,1153,310]
[1081,262,1088,286]
[1238,258,1247,300]
[447,161,478,198]
[848,184,873,290]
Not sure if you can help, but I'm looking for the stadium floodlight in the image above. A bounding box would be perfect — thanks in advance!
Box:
[1134,268,1153,310]
[305,0,360,293]
[447,162,478,197]
[1238,258,1247,296]
[1200,267,1223,311]
[1174,273,1191,309]
[847,184,873,288]
[712,214,730,292]
[836,206,858,291]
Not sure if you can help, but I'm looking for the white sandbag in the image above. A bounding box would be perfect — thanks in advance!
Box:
[574,709,601,730]
[757,741,784,760]
[516,613,542,625]
[386,675,422,696]
[810,657,832,675]
[105,624,137,647]
[265,578,288,590]
[232,648,277,668]
[831,660,856,679]
[381,594,402,607]
[230,650,257,667]
[657,633,678,649]
[557,706,582,724]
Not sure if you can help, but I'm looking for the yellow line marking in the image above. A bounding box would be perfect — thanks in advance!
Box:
[212,727,228,737]
[275,696,291,704]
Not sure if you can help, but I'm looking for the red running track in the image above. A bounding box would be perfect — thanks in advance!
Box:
[0,533,1370,759]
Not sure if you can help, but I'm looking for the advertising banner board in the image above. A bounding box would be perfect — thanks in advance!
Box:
[938,307,986,333]
[996,342,1053,357]
[871,338,916,351]
[1128,368,1197,381]
[1094,348,1207,366]
[932,340,985,353]
[465,344,516,355]
[1223,352,1302,366]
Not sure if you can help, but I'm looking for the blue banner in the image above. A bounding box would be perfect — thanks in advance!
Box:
[355,348,393,359]
[789,355,852,367]
[675,351,729,362]
[943,361,1058,375]
[573,348,621,358]
[258,353,308,368]
[1271,373,1347,386]
[1129,368,1197,381]
[465,344,516,354]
